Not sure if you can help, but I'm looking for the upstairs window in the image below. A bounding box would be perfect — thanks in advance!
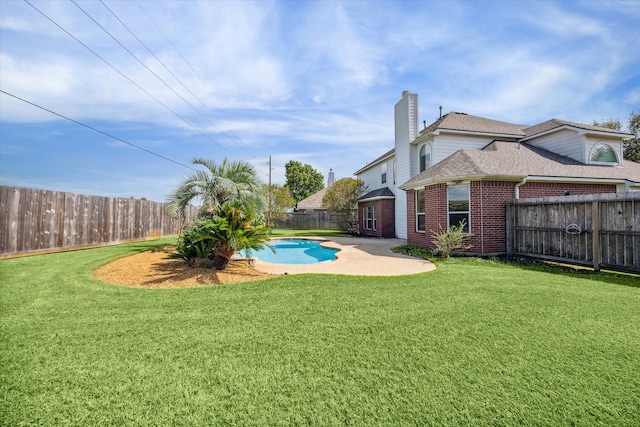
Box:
[447,183,470,233]
[419,143,432,172]
[393,159,396,185]
[381,163,387,184]
[590,143,618,164]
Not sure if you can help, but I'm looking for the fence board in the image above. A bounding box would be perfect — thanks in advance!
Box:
[0,186,198,257]
[507,192,640,273]
[273,212,348,230]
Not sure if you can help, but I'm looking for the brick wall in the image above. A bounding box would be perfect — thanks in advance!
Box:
[359,199,395,237]
[518,182,616,199]
[405,180,617,254]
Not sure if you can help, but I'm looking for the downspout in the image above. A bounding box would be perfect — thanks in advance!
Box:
[515,177,528,199]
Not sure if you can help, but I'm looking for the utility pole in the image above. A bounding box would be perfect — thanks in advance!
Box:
[267,156,273,227]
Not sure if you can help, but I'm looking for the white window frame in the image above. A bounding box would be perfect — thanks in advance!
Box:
[589,142,619,165]
[419,143,432,172]
[416,189,425,232]
[363,205,376,230]
[447,183,470,233]
[381,163,387,184]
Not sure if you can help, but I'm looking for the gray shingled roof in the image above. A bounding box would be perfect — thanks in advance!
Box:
[359,187,395,201]
[296,187,328,210]
[400,141,640,189]
[523,119,633,138]
[420,112,528,136]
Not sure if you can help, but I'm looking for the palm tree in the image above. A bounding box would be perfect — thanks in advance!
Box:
[167,157,265,220]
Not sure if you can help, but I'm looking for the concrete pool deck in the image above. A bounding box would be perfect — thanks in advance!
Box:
[251,236,436,276]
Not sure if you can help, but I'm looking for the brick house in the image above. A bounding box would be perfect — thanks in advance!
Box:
[355,91,640,255]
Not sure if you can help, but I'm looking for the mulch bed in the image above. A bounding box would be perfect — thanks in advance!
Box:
[93,247,272,288]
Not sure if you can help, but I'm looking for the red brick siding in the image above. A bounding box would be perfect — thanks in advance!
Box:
[405,180,617,255]
[518,182,616,199]
[359,199,395,237]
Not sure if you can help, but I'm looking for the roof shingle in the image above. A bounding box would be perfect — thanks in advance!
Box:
[401,141,640,189]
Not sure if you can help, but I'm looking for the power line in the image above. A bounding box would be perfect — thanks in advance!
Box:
[23,0,232,155]
[133,0,249,148]
[71,0,244,150]
[1,90,196,171]
[100,0,249,149]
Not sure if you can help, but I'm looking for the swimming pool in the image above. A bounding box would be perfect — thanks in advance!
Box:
[243,239,339,264]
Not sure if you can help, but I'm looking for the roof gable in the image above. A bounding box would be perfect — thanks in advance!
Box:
[523,119,633,139]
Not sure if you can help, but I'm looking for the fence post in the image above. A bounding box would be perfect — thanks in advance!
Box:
[592,201,601,272]
[505,202,513,255]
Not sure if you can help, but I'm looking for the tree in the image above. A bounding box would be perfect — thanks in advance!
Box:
[321,178,368,228]
[284,160,324,206]
[262,184,295,228]
[167,157,264,220]
[593,112,640,162]
[625,111,640,162]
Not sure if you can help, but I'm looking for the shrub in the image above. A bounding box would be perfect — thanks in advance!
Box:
[168,218,218,268]
[169,205,272,270]
[431,220,473,258]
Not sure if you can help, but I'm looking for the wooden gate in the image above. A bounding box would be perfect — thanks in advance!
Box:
[506,192,639,273]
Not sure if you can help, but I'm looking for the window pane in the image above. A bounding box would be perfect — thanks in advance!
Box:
[591,143,617,162]
[447,184,469,201]
[448,200,469,212]
[417,214,425,231]
[416,190,425,214]
[449,213,469,232]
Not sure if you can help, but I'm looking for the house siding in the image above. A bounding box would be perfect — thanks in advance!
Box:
[433,133,499,164]
[407,181,617,254]
[394,92,418,239]
[526,129,584,162]
[358,158,395,193]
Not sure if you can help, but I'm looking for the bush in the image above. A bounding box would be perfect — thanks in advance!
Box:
[431,220,473,258]
[169,205,272,270]
[168,218,218,268]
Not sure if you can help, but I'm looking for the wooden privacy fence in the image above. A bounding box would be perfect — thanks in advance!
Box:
[506,192,639,273]
[274,212,348,230]
[0,186,198,258]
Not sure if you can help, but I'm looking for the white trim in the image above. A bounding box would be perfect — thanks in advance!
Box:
[521,124,633,142]
[359,195,395,203]
[400,174,635,192]
[434,129,524,139]
[447,183,471,233]
[415,189,425,233]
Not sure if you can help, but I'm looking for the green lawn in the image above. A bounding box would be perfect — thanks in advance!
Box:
[1,238,639,426]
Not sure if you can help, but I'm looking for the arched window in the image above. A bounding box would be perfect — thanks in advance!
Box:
[419,143,432,172]
[590,143,618,163]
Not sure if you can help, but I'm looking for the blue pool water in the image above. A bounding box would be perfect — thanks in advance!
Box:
[243,239,339,264]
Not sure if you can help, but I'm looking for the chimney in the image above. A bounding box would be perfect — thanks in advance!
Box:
[327,169,335,186]
[395,91,419,146]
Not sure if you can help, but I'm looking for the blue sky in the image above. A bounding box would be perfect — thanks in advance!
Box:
[1,0,639,203]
